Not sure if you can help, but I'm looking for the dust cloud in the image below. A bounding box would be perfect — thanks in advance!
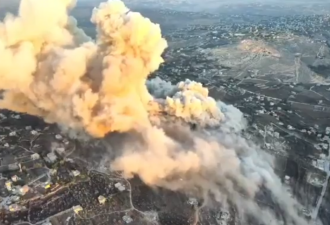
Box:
[0,0,313,224]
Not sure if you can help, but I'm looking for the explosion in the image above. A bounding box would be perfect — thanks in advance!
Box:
[0,0,314,224]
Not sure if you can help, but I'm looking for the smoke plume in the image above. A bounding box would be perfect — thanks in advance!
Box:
[0,0,313,224]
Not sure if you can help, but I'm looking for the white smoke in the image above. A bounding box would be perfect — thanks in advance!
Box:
[0,0,313,224]
[147,78,224,127]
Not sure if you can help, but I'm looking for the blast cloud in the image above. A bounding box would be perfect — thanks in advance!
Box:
[0,0,314,224]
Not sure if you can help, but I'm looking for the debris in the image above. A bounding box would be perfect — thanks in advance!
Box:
[4,143,9,148]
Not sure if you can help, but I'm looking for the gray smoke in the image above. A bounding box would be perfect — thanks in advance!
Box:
[0,0,312,224]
